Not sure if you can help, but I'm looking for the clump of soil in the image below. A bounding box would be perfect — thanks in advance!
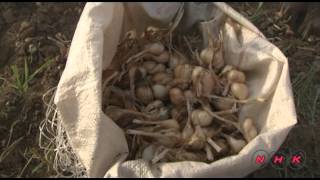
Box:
[0,2,84,177]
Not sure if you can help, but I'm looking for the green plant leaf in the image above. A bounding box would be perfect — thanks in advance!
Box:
[250,2,264,22]
[24,57,29,86]
[27,58,54,82]
[10,65,23,91]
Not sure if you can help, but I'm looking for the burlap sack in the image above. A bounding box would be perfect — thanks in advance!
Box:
[54,2,297,177]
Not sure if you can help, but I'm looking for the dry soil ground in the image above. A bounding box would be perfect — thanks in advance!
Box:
[0,2,319,178]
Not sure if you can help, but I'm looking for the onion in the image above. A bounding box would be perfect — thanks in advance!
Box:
[200,47,224,70]
[143,61,156,72]
[191,66,215,97]
[227,69,246,83]
[169,88,185,106]
[174,64,194,82]
[144,42,165,56]
[231,83,249,100]
[152,72,172,85]
[136,85,154,104]
[152,84,168,100]
[169,53,187,69]
[220,65,234,76]
[200,48,214,65]
[191,109,213,127]
[152,51,170,64]
[241,118,258,142]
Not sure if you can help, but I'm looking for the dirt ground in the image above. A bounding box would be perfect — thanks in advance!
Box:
[0,2,319,178]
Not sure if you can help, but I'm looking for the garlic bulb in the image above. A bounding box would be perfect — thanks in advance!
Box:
[241,118,258,142]
[136,85,154,104]
[227,69,246,83]
[191,66,215,97]
[231,83,249,100]
[152,72,172,85]
[191,109,213,127]
[169,88,185,106]
[152,84,168,100]
[174,64,194,82]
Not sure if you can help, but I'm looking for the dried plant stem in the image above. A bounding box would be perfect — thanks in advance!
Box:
[214,107,239,115]
[102,71,119,90]
[207,138,222,153]
[125,50,148,65]
[151,148,170,164]
[133,119,158,125]
[205,144,214,161]
[202,105,241,130]
[207,94,248,103]
[117,109,153,119]
[129,66,137,98]
[126,129,173,138]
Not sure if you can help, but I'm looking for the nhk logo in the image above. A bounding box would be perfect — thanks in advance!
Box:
[252,148,306,170]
